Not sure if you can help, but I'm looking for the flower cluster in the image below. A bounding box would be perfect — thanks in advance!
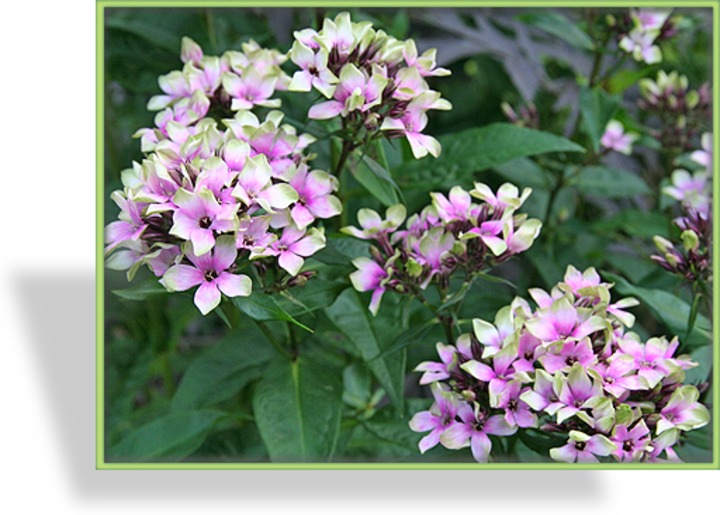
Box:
[652,133,713,283]
[106,43,342,315]
[409,265,710,463]
[343,183,542,314]
[288,11,451,158]
[617,8,675,64]
[638,70,711,151]
[146,37,289,118]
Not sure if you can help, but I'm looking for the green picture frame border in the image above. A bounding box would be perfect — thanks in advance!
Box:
[95,0,720,470]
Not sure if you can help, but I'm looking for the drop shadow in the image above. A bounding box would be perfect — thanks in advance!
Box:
[17,271,604,503]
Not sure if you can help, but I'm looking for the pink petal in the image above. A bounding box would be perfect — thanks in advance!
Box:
[308,100,345,119]
[162,264,203,291]
[470,432,492,462]
[278,251,304,276]
[216,272,252,298]
[194,281,221,315]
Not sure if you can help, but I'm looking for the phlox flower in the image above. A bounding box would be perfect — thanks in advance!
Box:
[495,381,537,428]
[540,337,597,374]
[308,63,388,119]
[690,132,712,172]
[554,364,604,424]
[619,28,662,64]
[525,297,606,346]
[340,204,406,240]
[430,186,473,223]
[258,225,326,276]
[471,306,516,359]
[161,236,251,315]
[221,69,282,111]
[287,40,338,98]
[288,166,342,229]
[589,353,647,398]
[105,192,148,252]
[617,335,680,388]
[231,154,299,212]
[169,187,239,256]
[519,369,564,416]
[550,430,616,463]
[611,420,652,462]
[440,402,516,463]
[656,385,710,435]
[600,120,639,155]
[461,343,521,406]
[349,257,392,316]
[409,384,461,454]
[414,342,458,385]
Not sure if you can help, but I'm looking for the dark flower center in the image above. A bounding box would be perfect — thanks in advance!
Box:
[574,441,586,451]
[508,399,518,411]
[199,216,212,229]
[204,269,218,282]
[623,440,634,452]
[566,356,578,366]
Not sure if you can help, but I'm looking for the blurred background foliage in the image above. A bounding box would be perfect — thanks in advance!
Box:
[103,7,713,463]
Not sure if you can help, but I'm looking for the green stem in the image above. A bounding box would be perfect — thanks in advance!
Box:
[160,351,176,398]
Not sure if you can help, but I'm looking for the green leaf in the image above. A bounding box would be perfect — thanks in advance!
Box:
[108,410,225,461]
[395,123,584,190]
[313,237,371,267]
[276,273,348,317]
[518,12,594,51]
[352,153,403,207]
[684,344,713,385]
[493,157,555,190]
[106,16,180,55]
[325,289,406,410]
[572,166,650,198]
[112,279,167,301]
[604,273,712,349]
[171,328,275,412]
[593,209,671,239]
[606,67,656,94]
[579,87,621,152]
[233,291,312,332]
[252,356,343,461]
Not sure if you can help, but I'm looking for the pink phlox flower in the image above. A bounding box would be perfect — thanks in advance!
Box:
[161,236,252,315]
[550,431,616,463]
[590,352,647,398]
[222,68,282,111]
[513,332,545,374]
[690,132,712,172]
[471,182,531,213]
[619,29,662,64]
[601,120,639,155]
[462,217,508,257]
[148,70,193,110]
[440,402,517,463]
[391,66,429,102]
[287,40,338,98]
[519,369,564,416]
[380,97,442,159]
[403,40,451,77]
[525,297,606,346]
[194,157,234,200]
[231,154,299,213]
[237,215,276,254]
[555,364,604,424]
[414,342,458,385]
[501,216,543,254]
[408,383,462,454]
[540,337,597,374]
[341,204,406,241]
[656,385,710,435]
[527,286,564,309]
[185,57,222,96]
[617,335,679,388]
[308,63,388,120]
[259,225,326,276]
[414,227,455,275]
[496,380,537,429]
[430,186,473,223]
[349,254,395,315]
[288,166,342,229]
[471,306,516,359]
[611,420,652,462]
[169,187,239,256]
[461,343,520,406]
[105,192,148,252]
[631,8,672,31]
[663,169,710,217]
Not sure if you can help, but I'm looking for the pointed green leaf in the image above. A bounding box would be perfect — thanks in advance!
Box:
[325,289,406,410]
[252,356,343,461]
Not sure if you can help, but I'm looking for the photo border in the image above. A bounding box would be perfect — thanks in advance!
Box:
[96,0,720,470]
